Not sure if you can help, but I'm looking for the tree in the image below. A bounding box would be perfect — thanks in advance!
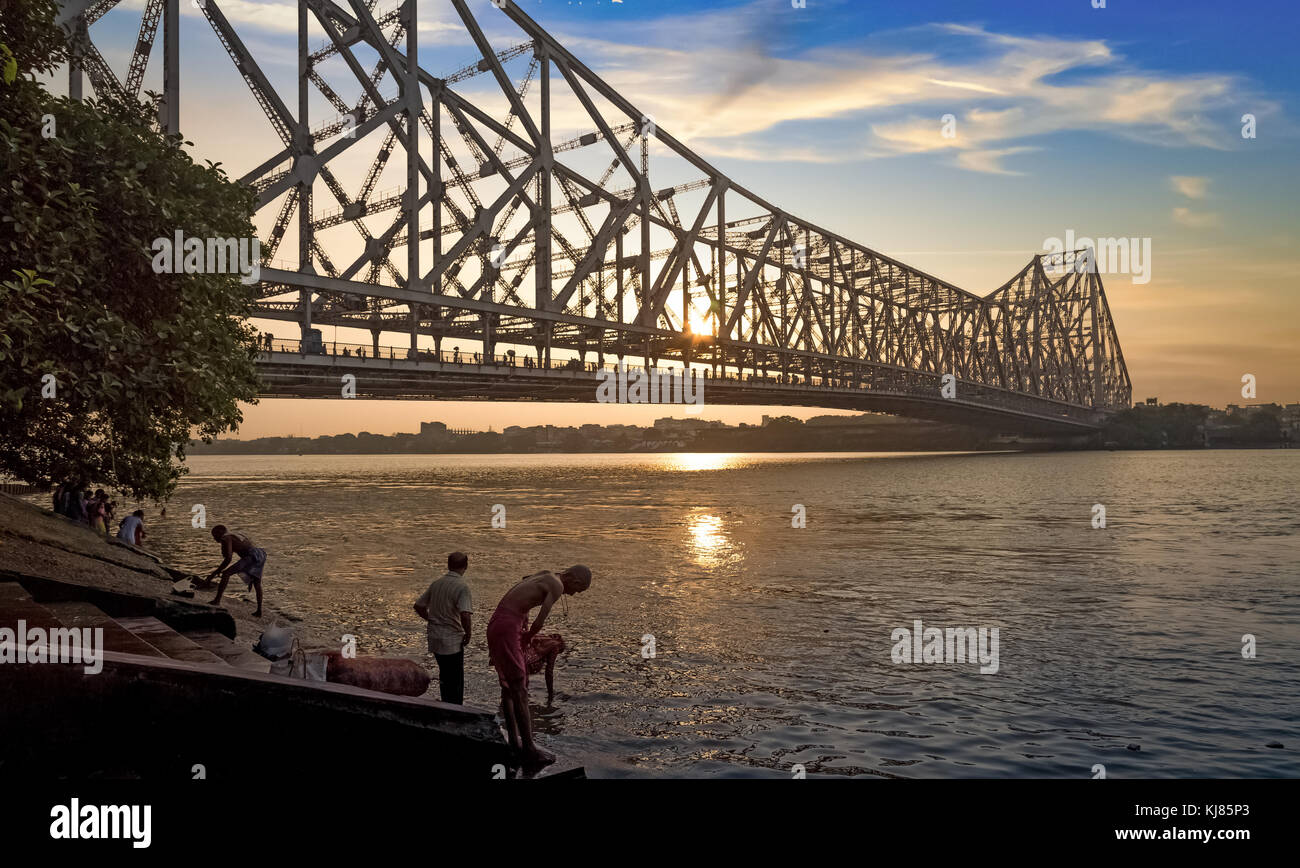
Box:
[0,0,261,499]
[1101,403,1211,449]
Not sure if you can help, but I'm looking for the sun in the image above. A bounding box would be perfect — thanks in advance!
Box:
[685,299,717,335]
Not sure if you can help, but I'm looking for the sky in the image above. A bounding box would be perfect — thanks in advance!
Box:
[67,0,1299,437]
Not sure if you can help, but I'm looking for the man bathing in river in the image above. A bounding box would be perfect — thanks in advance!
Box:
[487,566,592,766]
[204,525,266,617]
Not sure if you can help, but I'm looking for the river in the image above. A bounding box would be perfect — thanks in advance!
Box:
[135,450,1300,777]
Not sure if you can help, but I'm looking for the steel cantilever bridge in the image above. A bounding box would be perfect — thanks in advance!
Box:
[58,0,1131,434]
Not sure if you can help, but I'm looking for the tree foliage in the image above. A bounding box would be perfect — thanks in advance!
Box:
[1101,402,1285,449]
[1101,403,1207,448]
[0,0,261,499]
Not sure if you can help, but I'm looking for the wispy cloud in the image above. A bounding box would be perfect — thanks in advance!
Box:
[954,146,1037,176]
[1173,207,1221,228]
[1170,175,1211,199]
[143,0,1268,178]
[547,4,1261,174]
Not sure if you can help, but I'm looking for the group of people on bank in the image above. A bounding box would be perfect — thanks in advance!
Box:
[51,483,147,546]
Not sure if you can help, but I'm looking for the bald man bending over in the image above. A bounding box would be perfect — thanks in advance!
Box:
[486,566,592,767]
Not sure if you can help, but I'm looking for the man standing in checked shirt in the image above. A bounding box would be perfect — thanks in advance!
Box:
[414,552,473,704]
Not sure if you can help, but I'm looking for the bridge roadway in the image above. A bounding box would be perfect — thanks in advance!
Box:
[254,339,1108,435]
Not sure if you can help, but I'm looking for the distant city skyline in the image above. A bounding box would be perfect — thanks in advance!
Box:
[224,398,858,439]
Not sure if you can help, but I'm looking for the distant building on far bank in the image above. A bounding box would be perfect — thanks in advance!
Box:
[653,417,725,433]
[1281,403,1300,434]
[1205,410,1233,443]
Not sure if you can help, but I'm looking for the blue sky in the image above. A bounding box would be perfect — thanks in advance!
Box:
[71,0,1299,435]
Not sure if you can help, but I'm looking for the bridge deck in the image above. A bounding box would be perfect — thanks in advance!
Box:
[255,340,1106,434]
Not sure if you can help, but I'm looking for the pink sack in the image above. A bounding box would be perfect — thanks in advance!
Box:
[324,653,432,697]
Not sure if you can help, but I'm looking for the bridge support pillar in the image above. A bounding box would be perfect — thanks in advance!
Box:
[67,16,85,101]
[162,0,178,135]
[481,311,495,360]
[295,0,313,349]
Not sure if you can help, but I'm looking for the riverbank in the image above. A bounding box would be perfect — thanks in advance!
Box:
[0,494,525,781]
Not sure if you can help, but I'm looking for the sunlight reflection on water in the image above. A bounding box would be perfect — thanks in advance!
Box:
[687,512,727,569]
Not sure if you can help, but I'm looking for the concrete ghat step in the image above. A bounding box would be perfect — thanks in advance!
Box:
[0,581,63,631]
[10,572,237,640]
[186,629,272,673]
[114,615,228,666]
[41,601,166,658]
[516,760,587,780]
[1,647,512,779]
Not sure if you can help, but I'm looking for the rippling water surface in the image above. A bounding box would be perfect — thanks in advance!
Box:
[144,450,1298,778]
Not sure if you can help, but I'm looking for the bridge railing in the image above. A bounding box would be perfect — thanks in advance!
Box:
[256,334,925,383]
[252,334,1101,425]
